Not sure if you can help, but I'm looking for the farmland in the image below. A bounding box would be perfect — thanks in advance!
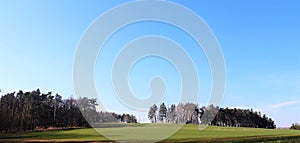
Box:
[1,124,300,142]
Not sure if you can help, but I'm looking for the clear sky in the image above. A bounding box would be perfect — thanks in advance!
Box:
[0,0,299,127]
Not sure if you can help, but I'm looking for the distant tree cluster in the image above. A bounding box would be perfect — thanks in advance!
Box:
[290,123,300,130]
[148,103,201,124]
[211,106,276,128]
[148,103,276,129]
[98,112,137,123]
[0,89,137,133]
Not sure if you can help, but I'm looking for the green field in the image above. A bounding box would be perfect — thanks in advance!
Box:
[1,124,300,142]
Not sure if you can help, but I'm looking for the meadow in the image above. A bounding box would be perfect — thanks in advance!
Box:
[1,124,300,142]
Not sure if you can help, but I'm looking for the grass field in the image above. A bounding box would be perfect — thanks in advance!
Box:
[1,124,300,142]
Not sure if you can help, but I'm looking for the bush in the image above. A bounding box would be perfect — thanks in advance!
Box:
[290,123,300,130]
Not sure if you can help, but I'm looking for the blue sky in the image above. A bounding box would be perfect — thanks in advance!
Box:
[0,0,300,127]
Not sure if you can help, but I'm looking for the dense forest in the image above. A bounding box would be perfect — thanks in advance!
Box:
[0,89,137,133]
[148,103,276,129]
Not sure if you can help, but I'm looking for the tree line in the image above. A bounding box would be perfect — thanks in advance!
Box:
[148,103,276,129]
[0,89,137,133]
[290,123,300,130]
